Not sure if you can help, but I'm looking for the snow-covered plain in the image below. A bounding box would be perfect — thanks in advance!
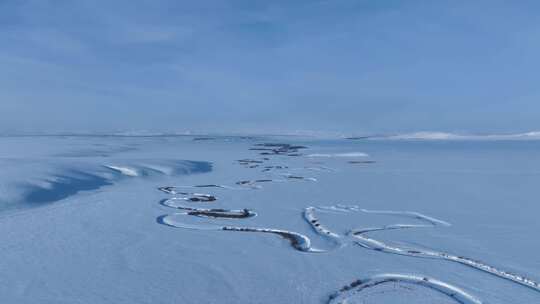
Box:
[0,135,539,303]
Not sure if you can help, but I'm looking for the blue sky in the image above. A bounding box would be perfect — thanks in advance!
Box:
[1,0,539,134]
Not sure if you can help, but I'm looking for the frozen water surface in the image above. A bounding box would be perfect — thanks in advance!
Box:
[0,135,539,303]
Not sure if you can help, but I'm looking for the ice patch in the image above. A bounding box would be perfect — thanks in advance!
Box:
[328,273,483,304]
[158,213,323,252]
[359,209,452,227]
[369,131,540,141]
[304,207,343,250]
[105,165,139,177]
[160,198,256,219]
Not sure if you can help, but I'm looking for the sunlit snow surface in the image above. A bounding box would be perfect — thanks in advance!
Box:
[0,135,539,303]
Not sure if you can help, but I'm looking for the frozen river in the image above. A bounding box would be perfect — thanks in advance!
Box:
[0,135,538,303]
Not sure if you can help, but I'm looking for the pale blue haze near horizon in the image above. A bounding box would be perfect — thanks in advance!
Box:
[1,0,539,134]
